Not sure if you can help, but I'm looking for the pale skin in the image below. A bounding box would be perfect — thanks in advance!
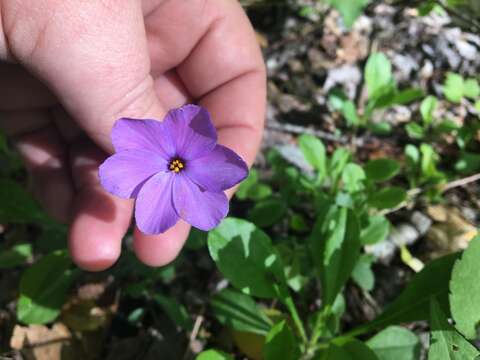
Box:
[0,0,266,271]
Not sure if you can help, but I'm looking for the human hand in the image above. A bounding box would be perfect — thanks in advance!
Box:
[0,0,266,271]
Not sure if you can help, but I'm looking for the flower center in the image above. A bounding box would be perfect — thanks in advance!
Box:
[169,158,185,173]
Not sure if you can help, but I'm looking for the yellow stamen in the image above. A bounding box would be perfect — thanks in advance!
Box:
[169,158,185,173]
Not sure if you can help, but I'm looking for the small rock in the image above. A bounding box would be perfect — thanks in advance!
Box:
[389,223,420,247]
[365,240,396,265]
[410,211,432,236]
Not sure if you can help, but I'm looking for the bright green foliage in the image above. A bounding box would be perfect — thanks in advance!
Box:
[365,53,393,100]
[443,73,465,103]
[236,169,258,200]
[263,320,300,360]
[310,207,360,306]
[318,340,379,359]
[405,122,425,139]
[368,186,407,209]
[342,163,366,193]
[299,134,327,178]
[420,96,438,126]
[196,349,234,360]
[352,254,375,291]
[325,0,371,28]
[0,243,32,269]
[463,78,480,99]
[364,159,400,182]
[449,234,480,339]
[367,326,420,360]
[17,251,78,324]
[360,215,390,245]
[208,218,286,298]
[428,298,480,360]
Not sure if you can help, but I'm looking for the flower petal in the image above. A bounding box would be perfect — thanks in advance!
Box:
[163,105,217,160]
[99,150,167,198]
[173,175,228,231]
[112,118,175,159]
[135,172,179,234]
[186,145,248,192]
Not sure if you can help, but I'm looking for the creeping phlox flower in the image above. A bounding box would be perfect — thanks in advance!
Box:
[99,105,248,234]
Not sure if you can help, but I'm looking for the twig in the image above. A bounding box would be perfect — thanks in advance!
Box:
[182,313,204,360]
[380,172,480,216]
[267,122,349,144]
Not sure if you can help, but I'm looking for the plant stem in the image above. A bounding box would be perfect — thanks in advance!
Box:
[284,294,308,344]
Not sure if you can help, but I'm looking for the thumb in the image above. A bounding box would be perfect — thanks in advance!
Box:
[1,0,165,151]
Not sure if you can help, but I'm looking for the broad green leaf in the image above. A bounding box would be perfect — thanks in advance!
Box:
[0,243,32,269]
[318,340,379,360]
[368,122,392,136]
[310,207,360,306]
[405,145,420,167]
[360,215,390,245]
[364,159,400,182]
[420,96,438,126]
[428,298,480,360]
[236,169,258,200]
[391,88,424,105]
[325,0,371,28]
[464,78,480,99]
[208,218,286,298]
[185,228,208,250]
[342,163,366,193]
[299,134,327,178]
[443,73,464,103]
[367,326,420,360]
[347,253,458,336]
[211,288,272,335]
[154,295,193,331]
[352,254,375,291]
[330,148,351,183]
[405,122,425,139]
[263,320,300,360]
[365,53,393,100]
[455,152,480,174]
[248,198,287,228]
[449,234,480,339]
[247,183,273,201]
[420,144,441,180]
[196,349,234,360]
[17,251,77,324]
[0,179,49,224]
[368,187,407,209]
[342,100,360,127]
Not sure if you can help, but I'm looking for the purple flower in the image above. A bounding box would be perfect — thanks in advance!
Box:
[99,105,248,234]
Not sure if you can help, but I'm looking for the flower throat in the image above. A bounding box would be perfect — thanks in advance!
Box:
[169,158,185,173]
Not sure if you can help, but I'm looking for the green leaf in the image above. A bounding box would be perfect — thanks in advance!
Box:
[208,218,286,298]
[154,295,193,331]
[405,145,420,167]
[263,320,300,360]
[368,187,407,209]
[348,253,458,336]
[364,159,400,182]
[420,144,442,180]
[368,122,392,136]
[299,134,327,178]
[367,326,420,360]
[236,169,258,200]
[449,234,480,339]
[0,179,49,224]
[330,148,351,184]
[342,100,360,127]
[211,288,272,335]
[365,53,393,100]
[391,88,424,105]
[352,254,375,291]
[463,78,480,99]
[342,163,366,193]
[443,73,464,103]
[0,243,32,269]
[185,228,208,250]
[196,349,234,360]
[325,0,371,28]
[428,298,480,360]
[420,96,438,126]
[248,198,287,228]
[310,207,360,306]
[455,152,480,174]
[360,215,390,245]
[319,340,379,359]
[17,251,77,324]
[247,184,273,201]
[405,122,425,139]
